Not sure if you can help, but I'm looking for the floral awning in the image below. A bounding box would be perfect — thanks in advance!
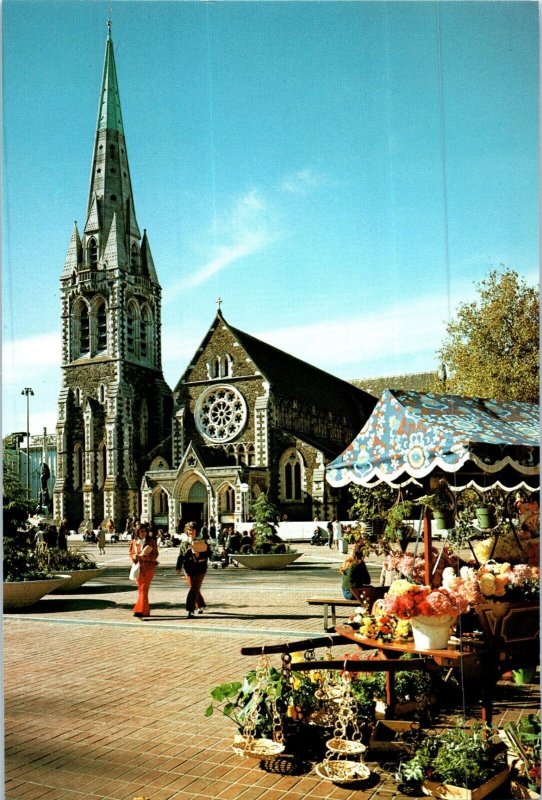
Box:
[326,389,539,491]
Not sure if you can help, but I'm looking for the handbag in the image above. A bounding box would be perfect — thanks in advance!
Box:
[129,562,140,581]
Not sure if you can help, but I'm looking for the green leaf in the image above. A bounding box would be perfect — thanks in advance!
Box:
[204,705,214,717]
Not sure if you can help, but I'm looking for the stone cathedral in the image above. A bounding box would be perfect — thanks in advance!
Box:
[54,25,375,532]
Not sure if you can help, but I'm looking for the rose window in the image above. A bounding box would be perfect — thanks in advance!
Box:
[195,385,247,443]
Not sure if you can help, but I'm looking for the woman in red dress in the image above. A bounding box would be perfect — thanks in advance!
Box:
[129,524,158,618]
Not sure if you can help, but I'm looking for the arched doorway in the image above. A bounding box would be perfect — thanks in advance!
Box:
[180,479,207,531]
[151,487,169,530]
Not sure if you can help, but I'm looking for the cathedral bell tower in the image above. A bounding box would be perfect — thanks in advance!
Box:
[53,22,172,530]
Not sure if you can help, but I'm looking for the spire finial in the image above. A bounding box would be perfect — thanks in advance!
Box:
[107,9,112,39]
[216,297,223,311]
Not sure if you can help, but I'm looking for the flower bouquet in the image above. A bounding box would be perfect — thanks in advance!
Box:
[383,579,469,650]
[348,603,411,643]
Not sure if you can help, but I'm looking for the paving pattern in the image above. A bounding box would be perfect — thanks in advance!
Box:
[4,544,540,799]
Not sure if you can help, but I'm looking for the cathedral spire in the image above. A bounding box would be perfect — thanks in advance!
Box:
[85,21,141,263]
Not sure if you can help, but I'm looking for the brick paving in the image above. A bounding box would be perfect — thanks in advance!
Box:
[4,544,540,799]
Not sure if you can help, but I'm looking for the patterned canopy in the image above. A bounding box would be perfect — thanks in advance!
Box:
[326,390,540,491]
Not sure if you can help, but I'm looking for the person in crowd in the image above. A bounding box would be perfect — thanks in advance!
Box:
[339,543,372,601]
[129,523,159,618]
[44,524,58,548]
[176,521,210,618]
[332,517,344,550]
[327,519,334,549]
[200,524,210,541]
[240,530,253,553]
[209,518,217,540]
[57,519,68,550]
[226,528,242,553]
[97,526,106,555]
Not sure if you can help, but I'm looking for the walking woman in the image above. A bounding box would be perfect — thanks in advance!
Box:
[176,521,210,618]
[129,524,158,618]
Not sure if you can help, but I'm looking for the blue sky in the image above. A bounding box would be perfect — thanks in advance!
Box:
[3,0,539,436]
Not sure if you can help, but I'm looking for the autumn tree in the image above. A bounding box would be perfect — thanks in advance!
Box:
[438,270,539,403]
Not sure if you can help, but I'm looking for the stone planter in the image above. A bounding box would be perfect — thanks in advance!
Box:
[233,552,302,570]
[3,575,71,609]
[422,768,509,800]
[50,566,106,593]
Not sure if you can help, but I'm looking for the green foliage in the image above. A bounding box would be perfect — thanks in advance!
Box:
[205,668,282,737]
[3,466,33,538]
[349,484,396,521]
[396,722,505,789]
[3,536,55,582]
[419,480,455,513]
[503,714,541,791]
[438,269,539,403]
[42,547,97,571]
[348,484,415,554]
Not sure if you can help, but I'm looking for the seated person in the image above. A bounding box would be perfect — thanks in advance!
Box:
[226,529,242,553]
[339,544,372,602]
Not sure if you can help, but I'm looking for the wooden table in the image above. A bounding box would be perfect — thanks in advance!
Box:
[335,625,497,722]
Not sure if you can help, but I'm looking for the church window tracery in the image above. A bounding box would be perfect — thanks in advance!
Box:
[88,238,98,269]
[127,300,137,355]
[195,385,248,443]
[96,300,107,352]
[219,484,235,513]
[280,449,303,501]
[73,299,91,357]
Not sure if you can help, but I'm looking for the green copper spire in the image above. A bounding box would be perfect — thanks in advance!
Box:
[97,21,124,134]
[84,21,142,261]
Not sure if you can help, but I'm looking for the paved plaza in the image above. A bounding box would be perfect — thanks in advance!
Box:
[4,544,540,800]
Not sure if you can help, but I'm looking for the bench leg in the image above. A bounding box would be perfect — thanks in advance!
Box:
[330,604,337,630]
[322,604,329,631]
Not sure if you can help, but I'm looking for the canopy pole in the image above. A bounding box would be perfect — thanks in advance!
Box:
[423,508,433,587]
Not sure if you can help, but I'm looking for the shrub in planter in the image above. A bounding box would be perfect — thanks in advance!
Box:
[502,714,541,797]
[249,494,295,556]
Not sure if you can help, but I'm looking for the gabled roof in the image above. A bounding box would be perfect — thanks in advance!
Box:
[178,311,376,421]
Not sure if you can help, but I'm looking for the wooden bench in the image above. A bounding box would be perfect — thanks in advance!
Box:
[307,587,387,630]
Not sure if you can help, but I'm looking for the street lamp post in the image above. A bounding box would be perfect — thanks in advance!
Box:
[21,388,34,500]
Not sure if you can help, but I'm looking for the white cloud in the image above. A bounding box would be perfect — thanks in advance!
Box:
[255,293,453,375]
[280,168,325,195]
[3,332,61,384]
[165,189,278,300]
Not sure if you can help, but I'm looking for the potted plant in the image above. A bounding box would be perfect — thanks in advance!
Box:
[349,484,396,540]
[3,469,70,608]
[395,721,508,799]
[419,480,456,530]
[234,494,301,570]
[383,579,469,650]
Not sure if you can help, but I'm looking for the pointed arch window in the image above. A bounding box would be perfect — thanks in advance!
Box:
[126,300,138,355]
[88,238,98,269]
[280,449,304,501]
[140,400,148,450]
[130,243,139,273]
[221,354,233,377]
[219,484,235,514]
[96,300,107,352]
[97,441,107,489]
[247,444,256,466]
[73,443,84,490]
[73,300,91,357]
[140,306,153,362]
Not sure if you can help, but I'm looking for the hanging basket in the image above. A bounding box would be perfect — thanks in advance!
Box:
[314,759,371,785]
[410,615,453,650]
[433,510,455,530]
[476,506,497,530]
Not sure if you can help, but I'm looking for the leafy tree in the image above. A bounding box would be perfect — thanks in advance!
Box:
[437,270,539,403]
[249,493,287,553]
